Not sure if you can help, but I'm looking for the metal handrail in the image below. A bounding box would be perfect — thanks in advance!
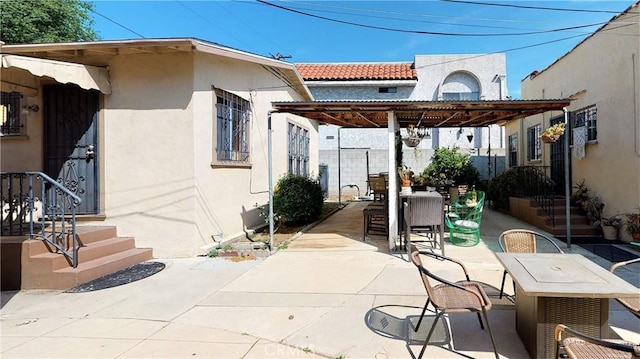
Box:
[1,172,81,267]
[514,166,556,227]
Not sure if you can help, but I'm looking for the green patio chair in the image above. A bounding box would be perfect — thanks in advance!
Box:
[445,192,485,246]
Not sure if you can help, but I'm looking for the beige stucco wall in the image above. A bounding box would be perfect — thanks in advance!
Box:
[2,49,317,257]
[0,68,44,172]
[516,9,640,241]
[191,53,317,254]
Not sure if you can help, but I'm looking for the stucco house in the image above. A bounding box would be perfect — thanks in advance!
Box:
[296,54,508,199]
[507,1,640,242]
[1,38,316,288]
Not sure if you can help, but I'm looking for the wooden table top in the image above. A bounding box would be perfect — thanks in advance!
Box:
[494,253,639,298]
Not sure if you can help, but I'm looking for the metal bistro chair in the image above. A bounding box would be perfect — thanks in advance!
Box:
[498,229,564,299]
[610,258,640,319]
[410,250,499,359]
[555,324,640,359]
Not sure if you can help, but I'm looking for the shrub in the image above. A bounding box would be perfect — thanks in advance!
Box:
[487,168,519,211]
[421,147,480,186]
[273,173,324,226]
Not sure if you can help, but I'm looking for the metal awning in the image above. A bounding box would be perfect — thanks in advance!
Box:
[271,99,571,128]
[1,54,111,94]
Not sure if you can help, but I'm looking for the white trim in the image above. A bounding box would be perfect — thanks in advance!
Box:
[306,80,417,87]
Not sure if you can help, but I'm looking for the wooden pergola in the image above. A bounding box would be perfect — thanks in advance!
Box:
[268,99,572,251]
[271,99,571,128]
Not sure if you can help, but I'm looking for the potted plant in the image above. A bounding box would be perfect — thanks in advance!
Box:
[398,165,413,189]
[600,214,623,240]
[540,122,565,143]
[625,209,640,242]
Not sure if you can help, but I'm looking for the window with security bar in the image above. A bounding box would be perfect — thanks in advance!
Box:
[573,105,597,142]
[288,123,309,176]
[527,124,542,161]
[508,134,518,167]
[1,92,23,136]
[215,88,251,163]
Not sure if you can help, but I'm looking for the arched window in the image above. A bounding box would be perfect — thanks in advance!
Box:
[440,72,480,100]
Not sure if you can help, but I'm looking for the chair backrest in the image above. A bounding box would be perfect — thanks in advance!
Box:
[405,195,444,227]
[410,251,440,307]
[369,175,388,202]
[499,229,564,254]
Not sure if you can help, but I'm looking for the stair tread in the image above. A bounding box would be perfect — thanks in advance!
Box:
[55,248,153,273]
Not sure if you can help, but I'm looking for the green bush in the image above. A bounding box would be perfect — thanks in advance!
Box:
[487,168,518,211]
[273,174,324,226]
[421,147,480,186]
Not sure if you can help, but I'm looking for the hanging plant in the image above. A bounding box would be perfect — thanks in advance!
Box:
[540,123,565,143]
[402,125,428,148]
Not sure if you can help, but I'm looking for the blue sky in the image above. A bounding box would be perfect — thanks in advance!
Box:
[90,1,637,98]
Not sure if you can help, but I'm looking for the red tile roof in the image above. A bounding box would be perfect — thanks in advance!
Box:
[296,63,417,81]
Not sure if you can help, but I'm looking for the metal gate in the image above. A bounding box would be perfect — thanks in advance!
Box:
[43,84,99,214]
[319,164,329,199]
[549,114,570,194]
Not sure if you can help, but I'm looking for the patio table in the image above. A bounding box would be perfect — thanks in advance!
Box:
[494,252,639,359]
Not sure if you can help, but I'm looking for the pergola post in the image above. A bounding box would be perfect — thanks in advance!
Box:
[387,111,399,251]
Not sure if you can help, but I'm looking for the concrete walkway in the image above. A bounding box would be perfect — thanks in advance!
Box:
[1,202,638,358]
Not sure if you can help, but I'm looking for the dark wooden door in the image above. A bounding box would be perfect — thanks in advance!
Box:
[549,114,571,195]
[43,84,99,214]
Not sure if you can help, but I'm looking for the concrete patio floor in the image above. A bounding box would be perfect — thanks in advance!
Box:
[1,201,638,358]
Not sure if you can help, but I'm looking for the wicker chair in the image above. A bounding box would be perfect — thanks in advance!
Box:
[609,258,640,319]
[555,324,640,358]
[410,250,499,359]
[498,229,564,299]
[403,195,445,256]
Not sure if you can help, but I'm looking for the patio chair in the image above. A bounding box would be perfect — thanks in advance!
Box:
[403,195,445,255]
[555,324,640,359]
[609,258,640,319]
[498,229,564,298]
[444,193,485,247]
[410,250,499,359]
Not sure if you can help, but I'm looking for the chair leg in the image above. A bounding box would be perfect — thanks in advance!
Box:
[417,311,444,359]
[481,310,500,359]
[414,299,431,332]
[476,313,485,330]
[499,270,507,299]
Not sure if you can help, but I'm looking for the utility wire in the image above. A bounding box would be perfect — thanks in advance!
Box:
[440,0,637,15]
[90,9,146,38]
[257,0,608,37]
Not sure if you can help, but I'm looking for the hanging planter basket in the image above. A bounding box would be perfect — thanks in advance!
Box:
[540,133,560,143]
[402,136,422,148]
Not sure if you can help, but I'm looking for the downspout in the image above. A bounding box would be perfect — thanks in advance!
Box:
[633,53,639,156]
[563,108,571,249]
[268,111,275,251]
[338,127,342,204]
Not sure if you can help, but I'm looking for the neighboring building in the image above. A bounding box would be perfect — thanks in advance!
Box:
[1,38,316,258]
[512,1,640,242]
[297,54,508,199]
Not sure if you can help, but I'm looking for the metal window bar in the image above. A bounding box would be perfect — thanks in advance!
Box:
[216,90,250,162]
[1,92,23,136]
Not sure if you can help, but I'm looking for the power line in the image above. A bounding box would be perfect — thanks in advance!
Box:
[440,0,637,14]
[257,0,608,37]
[90,9,146,38]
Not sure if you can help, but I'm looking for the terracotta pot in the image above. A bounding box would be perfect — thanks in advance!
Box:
[402,180,411,188]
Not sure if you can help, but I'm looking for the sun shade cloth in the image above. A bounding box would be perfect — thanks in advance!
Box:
[1,54,111,94]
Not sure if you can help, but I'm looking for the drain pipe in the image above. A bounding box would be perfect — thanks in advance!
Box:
[338,127,342,205]
[267,111,275,251]
[563,107,571,249]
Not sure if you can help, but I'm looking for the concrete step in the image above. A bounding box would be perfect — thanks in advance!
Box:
[29,237,137,271]
[20,225,153,290]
